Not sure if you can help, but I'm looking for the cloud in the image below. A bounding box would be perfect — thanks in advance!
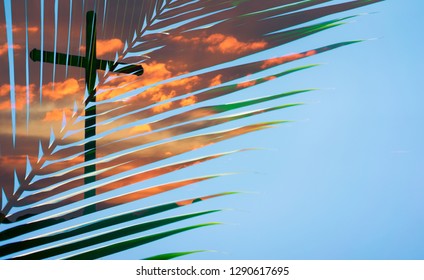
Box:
[0,83,35,110]
[27,26,39,33]
[80,38,124,57]
[43,108,73,122]
[151,91,177,113]
[209,74,223,87]
[42,78,84,101]
[130,124,152,134]
[97,60,180,101]
[97,61,172,100]
[204,34,267,54]
[261,50,317,69]
[133,75,200,113]
[0,154,40,178]
[145,76,201,112]
[0,24,39,33]
[172,33,267,55]
[236,80,257,89]
[0,155,38,189]
[13,26,39,33]
[180,95,197,107]
[0,43,22,56]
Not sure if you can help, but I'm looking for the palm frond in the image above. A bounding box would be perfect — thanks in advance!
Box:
[0,0,382,259]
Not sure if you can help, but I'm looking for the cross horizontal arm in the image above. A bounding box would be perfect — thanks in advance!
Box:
[30,48,84,68]
[29,48,144,76]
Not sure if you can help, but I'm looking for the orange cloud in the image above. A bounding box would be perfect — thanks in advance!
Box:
[43,107,73,122]
[264,76,277,81]
[172,33,267,55]
[151,90,177,113]
[97,61,172,101]
[0,155,38,166]
[143,76,200,100]
[180,95,197,107]
[97,61,201,113]
[130,124,152,134]
[27,26,39,33]
[0,155,39,185]
[0,43,22,56]
[236,80,256,89]
[0,83,35,110]
[42,78,84,101]
[0,24,39,33]
[80,38,124,57]
[261,50,317,69]
[209,74,223,87]
[172,35,200,45]
[204,34,267,55]
[146,76,200,112]
[13,26,39,33]
[95,153,221,194]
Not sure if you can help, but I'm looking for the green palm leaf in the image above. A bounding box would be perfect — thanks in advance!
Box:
[144,250,206,260]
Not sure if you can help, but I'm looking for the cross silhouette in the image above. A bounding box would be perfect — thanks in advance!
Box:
[30,11,143,213]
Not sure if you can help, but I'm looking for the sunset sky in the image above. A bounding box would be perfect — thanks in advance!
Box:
[1,0,423,260]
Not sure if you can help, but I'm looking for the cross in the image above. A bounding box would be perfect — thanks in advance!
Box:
[30,11,143,214]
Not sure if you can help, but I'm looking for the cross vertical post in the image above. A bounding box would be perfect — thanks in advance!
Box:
[83,11,97,214]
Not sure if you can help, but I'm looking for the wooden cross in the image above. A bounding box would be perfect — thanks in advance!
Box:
[30,11,143,213]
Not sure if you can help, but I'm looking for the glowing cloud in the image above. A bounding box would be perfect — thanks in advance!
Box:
[80,38,124,56]
[0,83,35,110]
[236,80,256,89]
[0,43,22,56]
[43,108,73,122]
[180,95,197,107]
[42,78,84,101]
[204,34,267,55]
[146,76,201,112]
[172,33,267,55]
[97,61,172,101]
[209,74,223,87]
[261,50,317,69]
[0,24,39,33]
[130,124,152,134]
